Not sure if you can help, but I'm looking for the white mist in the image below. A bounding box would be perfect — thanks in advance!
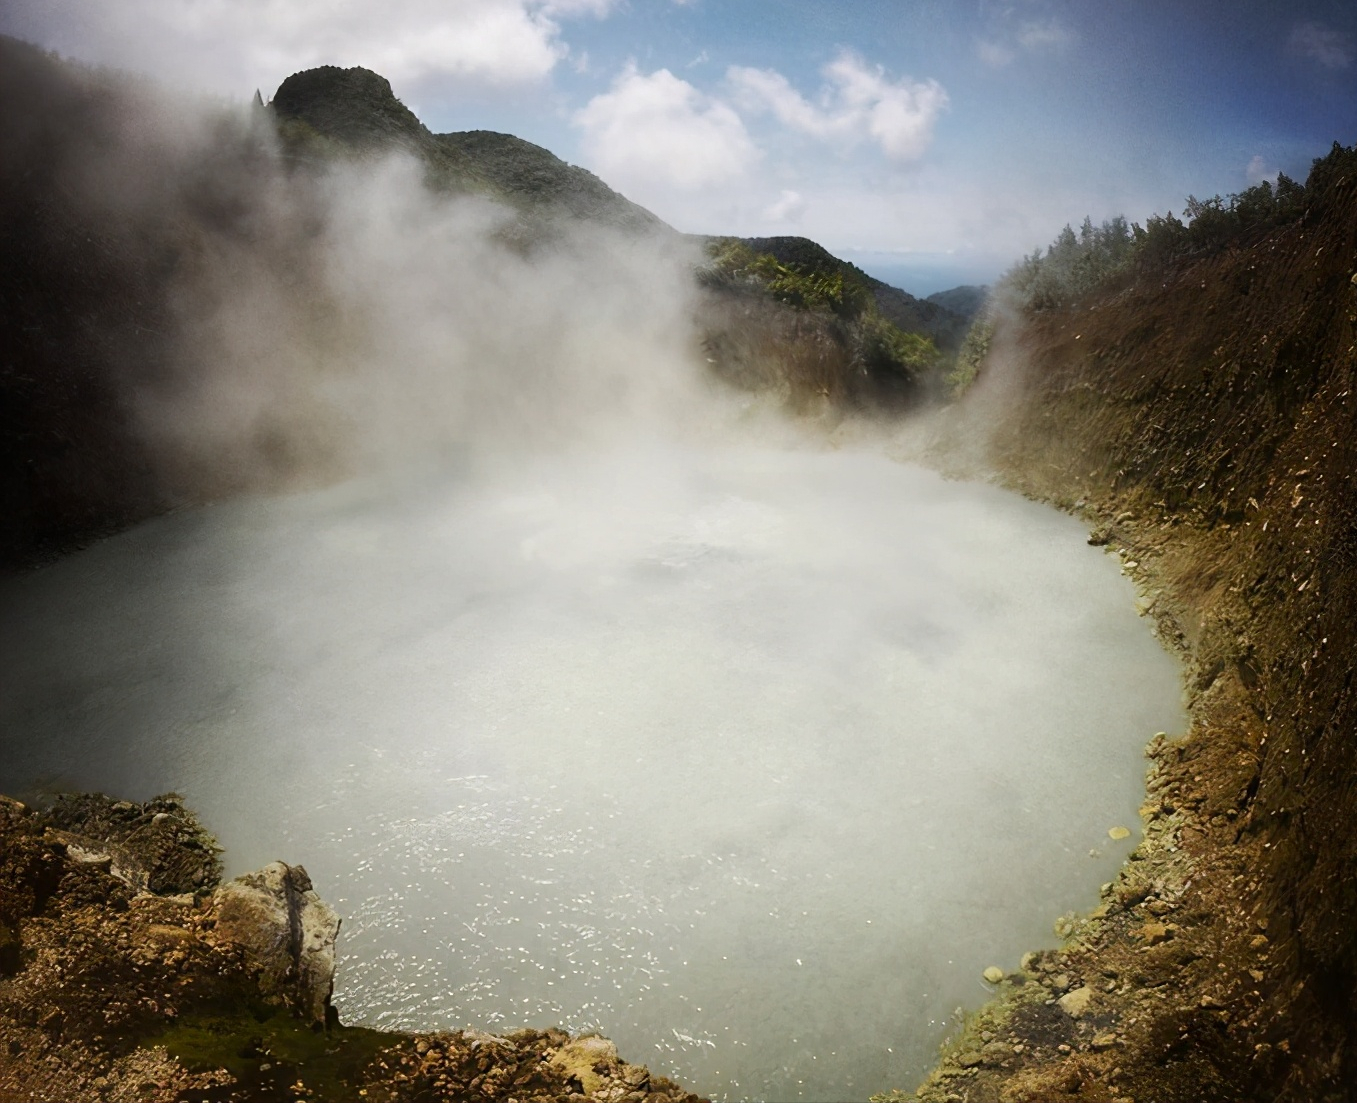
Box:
[0,437,1182,1102]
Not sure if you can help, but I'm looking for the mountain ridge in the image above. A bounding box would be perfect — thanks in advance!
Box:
[736,235,969,352]
[270,64,971,323]
[271,64,669,237]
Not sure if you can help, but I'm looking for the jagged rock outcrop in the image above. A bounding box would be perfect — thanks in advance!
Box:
[41,792,221,895]
[272,65,433,152]
[0,791,707,1102]
[209,861,340,1027]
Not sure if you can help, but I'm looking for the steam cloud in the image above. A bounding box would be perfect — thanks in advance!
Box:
[0,54,1185,1103]
[0,47,719,518]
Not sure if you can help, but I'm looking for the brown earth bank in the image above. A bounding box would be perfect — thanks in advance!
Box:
[0,793,706,1103]
[888,159,1357,1102]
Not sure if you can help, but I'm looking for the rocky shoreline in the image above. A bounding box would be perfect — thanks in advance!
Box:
[0,793,706,1103]
[878,488,1274,1103]
[0,501,1274,1103]
[893,166,1357,1100]
[0,489,1276,1103]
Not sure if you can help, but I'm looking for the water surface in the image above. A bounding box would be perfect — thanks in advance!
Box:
[0,442,1183,1101]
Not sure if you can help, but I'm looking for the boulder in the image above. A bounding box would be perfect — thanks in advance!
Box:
[547,1035,621,1095]
[211,862,339,1026]
[1058,985,1094,1018]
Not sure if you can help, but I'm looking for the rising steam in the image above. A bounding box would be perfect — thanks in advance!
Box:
[0,47,1186,1103]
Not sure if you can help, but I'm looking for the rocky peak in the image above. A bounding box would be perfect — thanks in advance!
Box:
[272,65,428,151]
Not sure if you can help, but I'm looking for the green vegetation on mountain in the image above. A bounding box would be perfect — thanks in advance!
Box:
[925,284,988,321]
[943,141,1357,401]
[730,235,969,352]
[272,65,445,159]
[945,314,993,396]
[434,130,666,236]
[271,65,668,235]
[698,237,944,408]
[707,238,881,324]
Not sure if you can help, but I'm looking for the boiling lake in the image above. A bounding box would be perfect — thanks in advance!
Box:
[0,442,1183,1101]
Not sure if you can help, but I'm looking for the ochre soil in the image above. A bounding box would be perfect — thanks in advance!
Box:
[894,167,1357,1102]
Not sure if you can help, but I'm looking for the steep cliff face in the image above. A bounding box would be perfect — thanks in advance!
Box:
[0,38,198,564]
[918,155,1357,1101]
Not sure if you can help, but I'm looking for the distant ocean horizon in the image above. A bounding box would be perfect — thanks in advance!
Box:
[842,254,999,300]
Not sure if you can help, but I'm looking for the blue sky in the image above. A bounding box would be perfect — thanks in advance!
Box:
[4,0,1354,294]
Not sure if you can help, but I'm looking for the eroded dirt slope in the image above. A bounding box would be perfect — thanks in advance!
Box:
[904,157,1357,1102]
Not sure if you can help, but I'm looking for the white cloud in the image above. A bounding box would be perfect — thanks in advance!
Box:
[1016,20,1073,51]
[976,40,1016,68]
[1289,21,1353,70]
[762,189,808,223]
[539,0,616,14]
[977,14,1074,67]
[573,63,758,192]
[728,66,844,138]
[0,0,616,95]
[728,50,948,163]
[1245,155,1275,185]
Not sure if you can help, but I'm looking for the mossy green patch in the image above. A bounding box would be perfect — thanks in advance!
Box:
[148,1002,396,1100]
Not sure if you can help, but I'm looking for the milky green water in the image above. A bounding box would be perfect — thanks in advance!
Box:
[0,442,1183,1101]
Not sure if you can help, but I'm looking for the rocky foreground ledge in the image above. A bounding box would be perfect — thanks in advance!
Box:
[0,793,706,1103]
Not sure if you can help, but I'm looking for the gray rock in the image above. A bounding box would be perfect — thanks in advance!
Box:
[981,1041,1011,1066]
[46,829,149,892]
[211,862,340,1026]
[1058,985,1093,1018]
